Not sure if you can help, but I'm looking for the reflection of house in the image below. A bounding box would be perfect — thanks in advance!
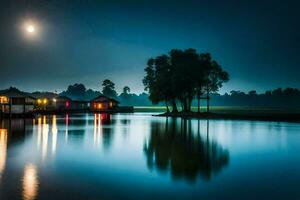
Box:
[0,88,36,115]
[90,95,119,111]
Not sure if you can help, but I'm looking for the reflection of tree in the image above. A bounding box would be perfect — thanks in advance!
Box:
[144,118,229,182]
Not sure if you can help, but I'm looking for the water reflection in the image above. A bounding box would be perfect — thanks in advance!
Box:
[93,113,113,149]
[22,164,38,200]
[35,115,60,159]
[0,128,7,182]
[65,114,69,142]
[144,118,229,182]
[37,116,49,160]
[52,115,57,155]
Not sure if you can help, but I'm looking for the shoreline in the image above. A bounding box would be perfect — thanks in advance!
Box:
[155,112,300,123]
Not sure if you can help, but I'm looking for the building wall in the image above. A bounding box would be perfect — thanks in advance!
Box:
[25,105,34,113]
[11,105,24,114]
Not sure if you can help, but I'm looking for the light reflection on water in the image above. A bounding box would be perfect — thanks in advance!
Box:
[22,164,38,200]
[0,113,299,199]
[0,128,7,183]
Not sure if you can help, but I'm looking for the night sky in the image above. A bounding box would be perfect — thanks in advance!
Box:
[0,0,299,94]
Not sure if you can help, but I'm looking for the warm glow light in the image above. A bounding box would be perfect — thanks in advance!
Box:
[37,99,42,104]
[43,99,48,104]
[0,96,8,104]
[0,129,7,182]
[23,164,38,200]
[22,20,39,39]
[26,25,35,33]
[52,115,57,155]
[98,103,102,109]
[53,98,57,103]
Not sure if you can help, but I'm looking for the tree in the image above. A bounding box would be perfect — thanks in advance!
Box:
[119,86,132,105]
[143,57,172,112]
[61,83,86,99]
[143,48,229,114]
[123,86,130,94]
[204,61,229,112]
[102,79,117,98]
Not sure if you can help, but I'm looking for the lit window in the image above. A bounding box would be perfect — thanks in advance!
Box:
[37,99,42,104]
[43,99,48,104]
[98,103,102,109]
[0,96,9,104]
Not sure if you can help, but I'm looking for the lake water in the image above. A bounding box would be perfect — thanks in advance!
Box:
[0,113,300,199]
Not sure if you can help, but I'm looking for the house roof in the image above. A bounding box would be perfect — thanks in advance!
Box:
[0,88,36,99]
[31,92,58,99]
[56,96,72,101]
[91,95,120,104]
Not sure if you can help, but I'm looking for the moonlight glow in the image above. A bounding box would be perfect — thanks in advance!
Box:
[26,25,35,33]
[22,20,39,38]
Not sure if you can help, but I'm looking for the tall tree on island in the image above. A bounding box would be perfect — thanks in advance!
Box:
[102,79,118,98]
[204,60,229,112]
[143,58,171,112]
[143,48,229,114]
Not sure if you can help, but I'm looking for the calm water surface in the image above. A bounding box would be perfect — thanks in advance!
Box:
[0,113,300,199]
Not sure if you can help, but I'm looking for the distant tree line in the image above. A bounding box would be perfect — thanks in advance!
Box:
[143,48,229,113]
[209,88,300,107]
[3,85,300,108]
[58,80,151,105]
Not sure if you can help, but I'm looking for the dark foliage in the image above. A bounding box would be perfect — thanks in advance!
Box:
[143,48,229,113]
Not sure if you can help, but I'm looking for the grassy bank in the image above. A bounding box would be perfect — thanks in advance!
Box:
[134,106,300,122]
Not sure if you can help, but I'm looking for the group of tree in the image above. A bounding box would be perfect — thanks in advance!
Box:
[209,88,300,107]
[58,81,151,105]
[60,83,101,101]
[143,48,229,113]
[60,80,119,100]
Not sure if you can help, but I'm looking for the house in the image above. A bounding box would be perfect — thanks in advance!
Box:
[90,95,119,111]
[53,96,89,111]
[54,96,72,110]
[0,88,36,116]
[32,93,59,111]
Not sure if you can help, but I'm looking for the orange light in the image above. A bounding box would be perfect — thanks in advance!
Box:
[0,96,8,104]
[98,103,102,109]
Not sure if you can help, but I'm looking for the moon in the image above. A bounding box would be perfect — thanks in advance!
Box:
[26,25,35,33]
[22,20,39,38]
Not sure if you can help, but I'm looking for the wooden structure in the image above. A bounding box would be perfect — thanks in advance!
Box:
[90,95,119,111]
[0,88,36,116]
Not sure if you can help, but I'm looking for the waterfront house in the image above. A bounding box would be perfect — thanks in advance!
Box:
[90,95,119,111]
[32,93,59,111]
[0,88,36,116]
[55,96,72,110]
[53,96,89,111]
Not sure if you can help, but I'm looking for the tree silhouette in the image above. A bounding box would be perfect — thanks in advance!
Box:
[143,48,229,113]
[122,86,130,94]
[102,79,118,98]
[144,119,229,182]
[204,60,229,112]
